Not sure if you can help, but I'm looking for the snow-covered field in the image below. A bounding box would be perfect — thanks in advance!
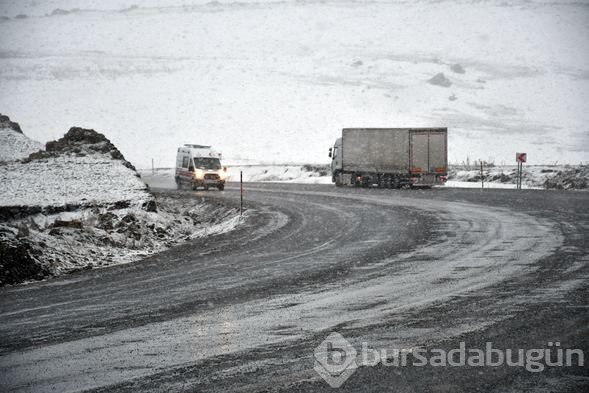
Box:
[141,164,332,187]
[143,163,588,190]
[448,164,589,190]
[0,0,587,168]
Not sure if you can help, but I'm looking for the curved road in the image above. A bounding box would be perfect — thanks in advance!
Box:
[0,183,587,392]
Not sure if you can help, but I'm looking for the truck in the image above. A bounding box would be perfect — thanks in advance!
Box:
[329,128,447,188]
[175,144,228,190]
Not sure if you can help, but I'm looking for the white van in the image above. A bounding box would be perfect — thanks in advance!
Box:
[175,144,228,190]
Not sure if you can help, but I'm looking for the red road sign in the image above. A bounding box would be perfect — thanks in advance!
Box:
[516,152,527,163]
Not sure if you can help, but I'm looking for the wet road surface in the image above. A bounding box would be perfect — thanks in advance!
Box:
[0,183,587,392]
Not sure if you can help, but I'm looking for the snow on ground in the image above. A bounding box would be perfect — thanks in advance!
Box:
[0,114,43,162]
[0,128,43,162]
[448,164,588,190]
[0,1,587,168]
[140,164,333,186]
[142,163,588,190]
[228,165,332,184]
[0,195,243,285]
[0,154,150,208]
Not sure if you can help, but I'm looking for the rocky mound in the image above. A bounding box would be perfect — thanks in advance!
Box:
[0,113,22,133]
[26,127,136,171]
[0,126,152,218]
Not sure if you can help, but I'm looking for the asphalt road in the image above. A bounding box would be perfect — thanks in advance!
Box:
[0,182,587,392]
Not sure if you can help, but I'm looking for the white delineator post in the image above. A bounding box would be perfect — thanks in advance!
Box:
[240,170,243,216]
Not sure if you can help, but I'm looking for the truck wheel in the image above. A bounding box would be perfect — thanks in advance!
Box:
[176,178,182,190]
[392,177,401,189]
[334,172,343,187]
[217,184,225,191]
[378,175,386,189]
[204,185,209,191]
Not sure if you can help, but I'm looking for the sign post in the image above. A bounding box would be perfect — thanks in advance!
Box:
[516,153,527,190]
[240,170,243,216]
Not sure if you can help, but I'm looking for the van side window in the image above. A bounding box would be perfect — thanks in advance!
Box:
[182,157,189,168]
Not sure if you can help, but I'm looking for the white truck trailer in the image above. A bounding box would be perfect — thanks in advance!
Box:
[329,128,448,188]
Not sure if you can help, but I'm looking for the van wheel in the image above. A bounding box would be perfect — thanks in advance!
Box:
[217,184,225,191]
[176,178,182,190]
[191,182,197,190]
[204,185,209,191]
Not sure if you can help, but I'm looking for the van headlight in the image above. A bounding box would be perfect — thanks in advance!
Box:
[193,169,204,180]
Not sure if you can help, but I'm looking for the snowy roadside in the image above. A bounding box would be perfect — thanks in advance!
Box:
[139,164,333,186]
[141,163,588,190]
[0,119,245,286]
[1,195,243,285]
[448,165,588,190]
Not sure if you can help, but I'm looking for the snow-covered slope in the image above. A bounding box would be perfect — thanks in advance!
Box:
[0,127,151,209]
[0,1,588,168]
[0,114,43,161]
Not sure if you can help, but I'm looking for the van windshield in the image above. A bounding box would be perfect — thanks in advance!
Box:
[193,157,222,170]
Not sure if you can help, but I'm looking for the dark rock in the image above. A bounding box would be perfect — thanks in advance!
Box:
[120,214,136,224]
[142,199,157,212]
[302,164,330,177]
[450,63,466,74]
[52,219,83,229]
[490,173,511,183]
[51,8,70,15]
[110,200,131,210]
[0,238,51,286]
[16,224,29,238]
[428,73,452,87]
[97,212,117,230]
[0,205,42,221]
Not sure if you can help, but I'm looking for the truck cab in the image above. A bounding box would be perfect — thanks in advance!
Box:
[329,137,343,184]
[175,144,228,190]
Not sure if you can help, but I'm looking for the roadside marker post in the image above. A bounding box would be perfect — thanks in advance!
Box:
[516,153,527,190]
[240,170,243,216]
[480,161,484,190]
